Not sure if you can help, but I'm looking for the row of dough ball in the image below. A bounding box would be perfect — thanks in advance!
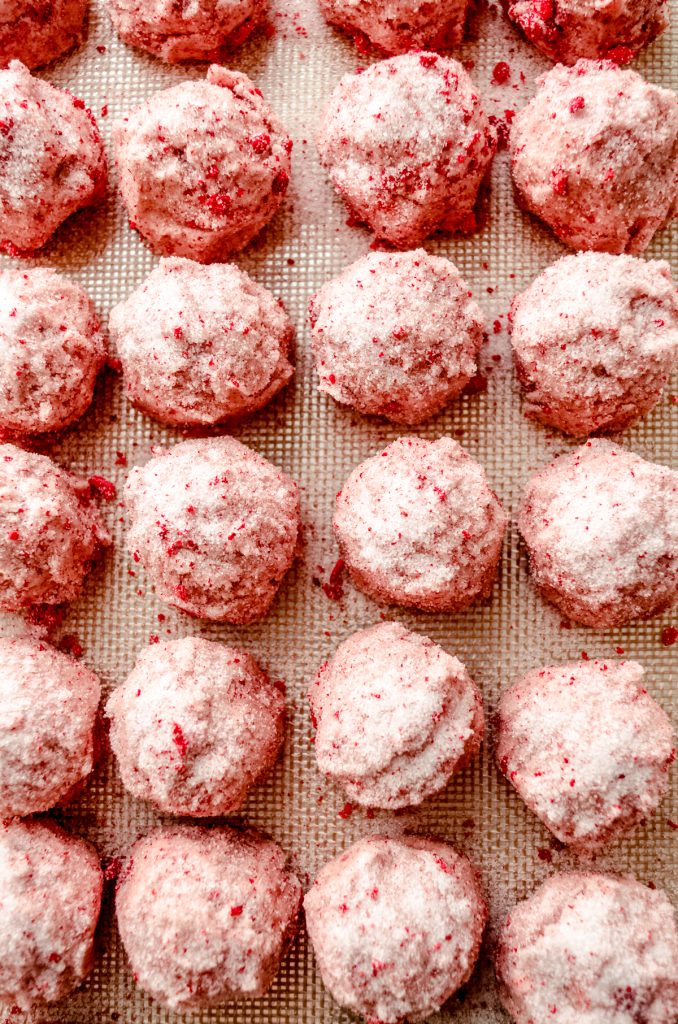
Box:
[1,818,676,1022]
[2,55,677,259]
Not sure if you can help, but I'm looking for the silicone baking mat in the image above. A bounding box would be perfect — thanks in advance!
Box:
[1,0,676,1020]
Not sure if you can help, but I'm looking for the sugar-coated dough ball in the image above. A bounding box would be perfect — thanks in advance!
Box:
[511,60,678,254]
[0,444,111,613]
[496,660,675,852]
[0,819,103,1010]
[317,53,495,247]
[496,873,678,1024]
[334,436,507,612]
[319,0,469,54]
[125,437,300,624]
[310,622,483,809]
[107,637,285,816]
[106,0,262,62]
[0,268,106,437]
[110,257,293,427]
[0,62,106,256]
[305,834,486,1023]
[0,0,87,69]
[114,66,292,263]
[116,826,302,1009]
[309,249,484,425]
[510,253,678,436]
[518,440,677,627]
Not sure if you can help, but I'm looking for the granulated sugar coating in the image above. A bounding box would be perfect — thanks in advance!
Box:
[106,636,285,816]
[316,53,495,247]
[0,268,106,438]
[115,826,302,1010]
[114,66,292,262]
[319,0,470,53]
[518,440,677,628]
[0,637,101,818]
[124,436,300,624]
[109,257,293,427]
[304,834,487,1023]
[495,659,675,852]
[309,249,484,425]
[309,621,484,808]
[0,819,103,1011]
[496,872,678,1024]
[509,252,678,436]
[334,436,507,612]
[510,59,678,254]
[0,0,87,68]
[0,443,111,613]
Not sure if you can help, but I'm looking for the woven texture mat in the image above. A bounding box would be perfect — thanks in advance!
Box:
[1,0,676,1020]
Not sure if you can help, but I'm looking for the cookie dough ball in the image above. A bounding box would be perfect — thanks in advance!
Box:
[309,249,484,425]
[511,60,678,255]
[107,637,285,816]
[110,257,293,427]
[116,826,301,1009]
[317,53,495,247]
[496,873,678,1024]
[305,834,486,1023]
[310,622,483,809]
[518,440,677,627]
[510,253,678,436]
[0,819,103,1010]
[496,660,675,852]
[319,0,470,54]
[107,0,262,62]
[114,66,292,262]
[125,436,300,624]
[507,0,668,64]
[0,0,87,69]
[334,436,507,612]
[0,444,111,613]
[0,62,106,256]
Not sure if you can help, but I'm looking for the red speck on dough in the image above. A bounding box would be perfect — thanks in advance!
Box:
[552,170,569,196]
[172,722,188,758]
[606,45,635,64]
[272,169,289,195]
[569,96,585,112]
[7,530,19,541]
[419,54,438,68]
[89,475,117,500]
[230,905,244,916]
[338,802,353,819]
[492,61,510,85]
[661,626,677,646]
[72,96,85,109]
[102,857,122,881]
[249,133,271,154]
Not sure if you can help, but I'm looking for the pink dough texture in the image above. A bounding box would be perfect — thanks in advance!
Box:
[106,0,263,61]
[0,62,106,256]
[510,252,678,436]
[496,873,678,1024]
[319,0,470,53]
[116,826,301,1009]
[510,59,678,254]
[317,53,495,247]
[114,66,292,262]
[309,249,484,425]
[334,436,507,612]
[124,436,300,624]
[0,0,87,68]
[304,834,487,1023]
[310,621,483,808]
[496,660,675,852]
[110,257,293,426]
[518,440,677,628]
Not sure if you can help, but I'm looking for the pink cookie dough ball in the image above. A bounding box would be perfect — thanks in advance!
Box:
[124,436,300,624]
[0,637,101,818]
[496,873,678,1024]
[107,636,285,816]
[0,0,87,69]
[334,436,507,613]
[116,826,302,1009]
[309,249,484,425]
[510,252,678,436]
[0,268,106,438]
[0,62,106,256]
[309,621,484,809]
[510,60,678,254]
[305,834,486,1023]
[114,66,292,262]
[317,53,495,247]
[109,257,293,427]
[518,440,677,628]
[0,819,103,1010]
[106,0,262,62]
[496,660,675,852]
[319,0,470,54]
[0,444,111,613]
